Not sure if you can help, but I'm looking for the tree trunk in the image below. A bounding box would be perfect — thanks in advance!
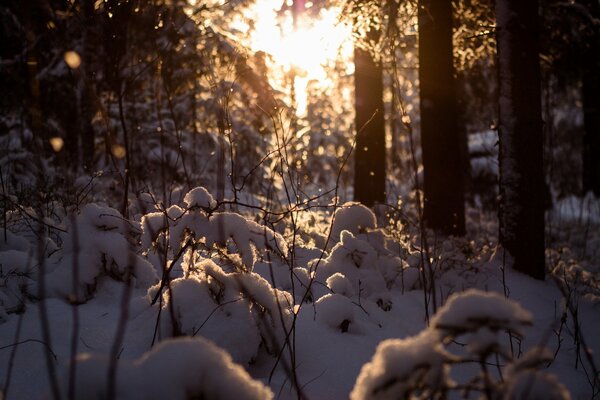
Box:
[353,39,386,207]
[418,0,465,235]
[581,0,600,197]
[496,0,545,279]
[80,0,96,171]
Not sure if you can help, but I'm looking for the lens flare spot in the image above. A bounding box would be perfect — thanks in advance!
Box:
[49,137,64,152]
[64,51,81,69]
[111,144,126,159]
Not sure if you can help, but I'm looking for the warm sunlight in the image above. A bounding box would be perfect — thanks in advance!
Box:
[244,0,353,115]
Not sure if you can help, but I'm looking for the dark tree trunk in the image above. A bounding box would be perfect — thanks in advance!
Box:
[582,63,600,197]
[353,40,386,207]
[418,0,465,235]
[80,0,96,171]
[581,0,600,197]
[496,0,545,279]
[103,0,131,92]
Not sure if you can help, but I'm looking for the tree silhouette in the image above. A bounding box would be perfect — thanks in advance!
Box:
[418,0,466,235]
[496,0,545,279]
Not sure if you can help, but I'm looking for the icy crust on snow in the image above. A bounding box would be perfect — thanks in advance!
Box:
[71,337,273,400]
[154,259,293,363]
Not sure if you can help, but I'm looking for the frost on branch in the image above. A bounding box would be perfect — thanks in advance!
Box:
[70,337,273,400]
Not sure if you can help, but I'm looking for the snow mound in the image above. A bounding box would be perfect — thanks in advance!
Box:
[71,336,273,400]
[183,186,216,209]
[315,293,356,332]
[431,288,532,338]
[331,203,377,240]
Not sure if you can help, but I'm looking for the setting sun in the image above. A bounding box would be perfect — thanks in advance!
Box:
[243,0,353,114]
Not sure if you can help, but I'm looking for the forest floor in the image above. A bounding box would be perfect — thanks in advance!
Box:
[0,187,599,399]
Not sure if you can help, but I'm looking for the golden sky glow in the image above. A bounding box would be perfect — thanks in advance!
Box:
[244,0,353,115]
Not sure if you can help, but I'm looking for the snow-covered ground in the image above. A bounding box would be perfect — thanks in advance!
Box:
[1,187,599,399]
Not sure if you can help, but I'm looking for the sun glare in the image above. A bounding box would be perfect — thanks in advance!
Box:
[244,1,353,115]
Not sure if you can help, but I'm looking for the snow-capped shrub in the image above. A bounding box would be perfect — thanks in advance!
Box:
[499,346,570,399]
[315,293,356,332]
[0,249,32,319]
[140,211,169,250]
[70,337,273,400]
[313,230,409,300]
[431,289,532,357]
[326,273,355,297]
[204,212,287,269]
[142,187,288,271]
[331,203,377,241]
[156,259,293,361]
[502,370,571,400]
[37,204,159,302]
[351,331,453,400]
[183,186,216,209]
[351,289,570,400]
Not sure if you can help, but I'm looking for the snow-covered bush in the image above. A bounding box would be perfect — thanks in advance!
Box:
[315,293,357,333]
[38,204,158,303]
[312,229,417,302]
[70,336,273,400]
[0,249,31,320]
[351,289,570,400]
[331,202,377,241]
[1,202,159,313]
[351,331,453,399]
[141,187,288,271]
[153,258,293,364]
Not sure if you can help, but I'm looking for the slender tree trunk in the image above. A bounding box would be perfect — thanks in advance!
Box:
[496,0,545,279]
[581,0,600,197]
[80,0,96,171]
[353,38,386,207]
[418,0,465,235]
[582,65,600,197]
